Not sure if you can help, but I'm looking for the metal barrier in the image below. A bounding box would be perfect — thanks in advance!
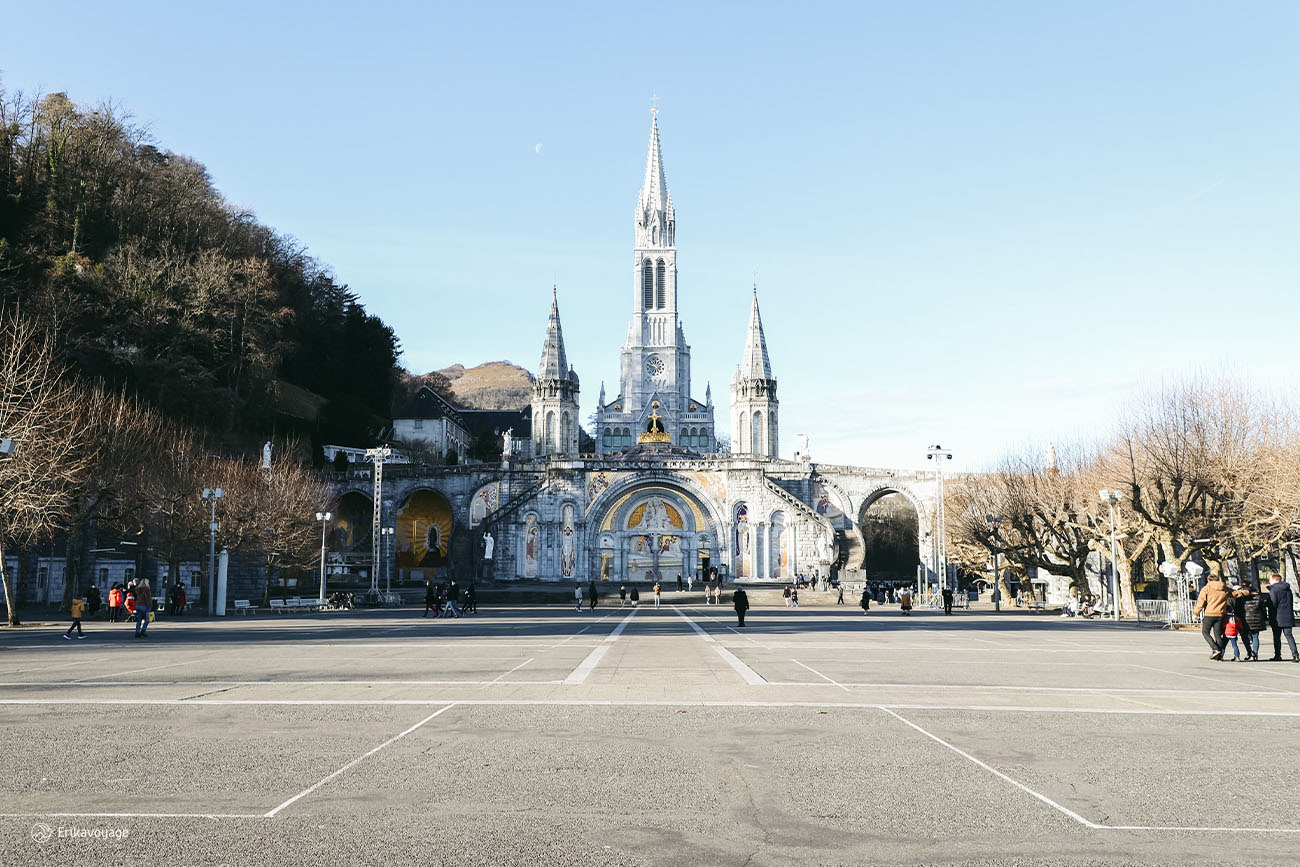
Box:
[1136,600,1172,623]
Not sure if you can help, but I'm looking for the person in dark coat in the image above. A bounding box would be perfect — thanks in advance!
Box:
[588,580,599,610]
[1235,581,1269,662]
[86,585,102,618]
[942,586,954,615]
[423,579,437,617]
[1266,573,1298,662]
[733,586,749,627]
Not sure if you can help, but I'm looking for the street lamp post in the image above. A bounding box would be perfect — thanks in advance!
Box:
[986,513,1003,613]
[201,487,225,615]
[380,527,395,596]
[316,511,332,604]
[1098,489,1123,622]
[926,445,953,598]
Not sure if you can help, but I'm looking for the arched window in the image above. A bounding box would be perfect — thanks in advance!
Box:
[655,259,666,308]
[752,411,763,455]
[603,427,612,447]
[642,259,653,309]
[768,412,778,458]
[545,411,556,454]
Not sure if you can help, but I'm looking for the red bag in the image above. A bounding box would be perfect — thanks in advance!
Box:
[1224,616,1239,638]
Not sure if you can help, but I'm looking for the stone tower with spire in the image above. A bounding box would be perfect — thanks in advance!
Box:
[731,288,778,457]
[531,289,580,457]
[594,107,715,454]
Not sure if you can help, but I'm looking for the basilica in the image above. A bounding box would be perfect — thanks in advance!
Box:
[331,112,940,586]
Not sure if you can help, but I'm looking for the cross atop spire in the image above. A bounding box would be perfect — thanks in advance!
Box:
[650,92,660,117]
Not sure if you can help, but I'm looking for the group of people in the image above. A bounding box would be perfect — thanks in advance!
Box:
[423,579,475,618]
[1194,571,1297,662]
[66,578,154,639]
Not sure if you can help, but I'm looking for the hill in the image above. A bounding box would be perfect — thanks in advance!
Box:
[433,361,534,410]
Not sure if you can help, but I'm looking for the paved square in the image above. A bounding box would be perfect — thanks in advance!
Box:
[2,604,1299,865]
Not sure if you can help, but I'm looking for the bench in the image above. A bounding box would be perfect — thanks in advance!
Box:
[233,599,254,616]
[1030,600,1046,613]
[269,598,286,614]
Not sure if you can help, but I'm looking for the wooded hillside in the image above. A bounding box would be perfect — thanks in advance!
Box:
[0,86,399,448]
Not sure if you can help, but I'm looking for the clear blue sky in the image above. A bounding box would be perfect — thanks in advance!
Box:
[4,1,1297,469]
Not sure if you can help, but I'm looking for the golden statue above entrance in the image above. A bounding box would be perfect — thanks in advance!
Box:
[638,408,671,444]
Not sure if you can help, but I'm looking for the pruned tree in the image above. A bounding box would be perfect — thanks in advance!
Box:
[0,312,92,625]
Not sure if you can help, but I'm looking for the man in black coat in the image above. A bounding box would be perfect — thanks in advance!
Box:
[733,586,749,627]
[1235,581,1270,662]
[1267,573,1298,662]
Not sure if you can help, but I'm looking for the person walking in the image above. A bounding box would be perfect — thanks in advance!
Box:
[790,587,799,608]
[86,585,101,619]
[445,581,462,618]
[1266,573,1299,662]
[588,580,599,611]
[574,583,584,612]
[859,588,871,614]
[629,586,640,608]
[64,592,86,640]
[687,573,694,593]
[733,585,749,627]
[108,584,123,623]
[676,573,683,592]
[898,587,912,616]
[424,579,437,617]
[942,586,954,615]
[653,581,662,609]
[783,585,792,607]
[133,579,153,639]
[1236,581,1268,662]
[174,584,187,615]
[1193,573,1235,660]
[464,582,477,614]
[1224,613,1241,661]
[836,585,844,605]
[619,584,627,607]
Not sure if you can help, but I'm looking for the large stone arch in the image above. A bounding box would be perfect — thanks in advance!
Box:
[855,483,933,580]
[586,471,729,583]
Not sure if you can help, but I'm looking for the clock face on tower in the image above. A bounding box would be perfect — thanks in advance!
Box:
[645,355,665,381]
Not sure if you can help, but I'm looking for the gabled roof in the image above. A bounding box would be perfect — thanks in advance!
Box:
[395,385,465,424]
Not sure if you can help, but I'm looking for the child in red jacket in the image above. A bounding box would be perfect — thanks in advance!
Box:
[1224,615,1241,661]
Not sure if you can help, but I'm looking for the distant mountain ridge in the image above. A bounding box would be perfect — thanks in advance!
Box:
[402,361,534,411]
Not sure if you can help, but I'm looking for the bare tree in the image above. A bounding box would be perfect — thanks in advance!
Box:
[0,313,92,625]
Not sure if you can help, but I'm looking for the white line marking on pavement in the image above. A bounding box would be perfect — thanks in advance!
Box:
[879,707,1300,834]
[563,609,638,684]
[672,608,766,684]
[0,811,264,819]
[714,647,766,684]
[878,707,1099,828]
[562,647,608,684]
[72,656,210,682]
[483,658,534,688]
[792,659,849,691]
[1130,663,1294,693]
[263,702,459,817]
[7,698,1300,717]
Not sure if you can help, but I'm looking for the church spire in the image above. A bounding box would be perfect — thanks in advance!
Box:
[538,286,569,380]
[636,104,674,248]
[739,286,773,380]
